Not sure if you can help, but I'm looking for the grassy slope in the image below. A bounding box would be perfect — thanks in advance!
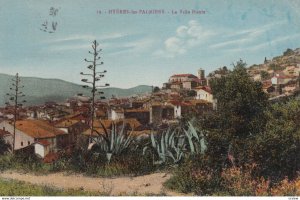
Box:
[0,177,106,196]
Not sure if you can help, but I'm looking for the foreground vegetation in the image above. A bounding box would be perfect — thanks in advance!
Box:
[0,178,104,196]
[0,59,299,196]
[164,60,300,196]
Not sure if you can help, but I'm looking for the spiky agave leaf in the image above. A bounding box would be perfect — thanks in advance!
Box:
[184,128,195,154]
[165,128,171,147]
[150,131,156,148]
[110,124,115,152]
[199,131,207,154]
[161,131,165,159]
[92,122,134,164]
[188,121,200,142]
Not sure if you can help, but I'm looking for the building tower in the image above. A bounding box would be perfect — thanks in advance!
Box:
[198,68,205,79]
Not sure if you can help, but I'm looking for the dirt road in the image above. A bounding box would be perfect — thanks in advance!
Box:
[0,171,184,196]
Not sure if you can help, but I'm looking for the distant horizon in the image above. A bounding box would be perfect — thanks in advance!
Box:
[1,0,300,88]
[0,72,155,90]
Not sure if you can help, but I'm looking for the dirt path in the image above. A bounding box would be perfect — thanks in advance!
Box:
[0,171,184,196]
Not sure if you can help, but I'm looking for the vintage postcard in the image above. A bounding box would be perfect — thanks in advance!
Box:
[0,0,300,198]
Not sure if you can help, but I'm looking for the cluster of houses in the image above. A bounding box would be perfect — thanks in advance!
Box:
[0,72,215,160]
[249,64,300,98]
[1,62,299,161]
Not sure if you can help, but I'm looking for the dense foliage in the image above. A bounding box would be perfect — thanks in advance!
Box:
[0,137,11,155]
[205,60,269,168]
[253,99,300,181]
[166,60,300,195]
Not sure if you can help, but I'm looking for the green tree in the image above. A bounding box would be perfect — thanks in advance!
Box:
[210,60,268,137]
[153,86,160,93]
[204,60,269,167]
[253,99,300,181]
[283,48,294,56]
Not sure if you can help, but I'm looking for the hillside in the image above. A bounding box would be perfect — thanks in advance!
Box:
[0,73,152,106]
[248,48,300,74]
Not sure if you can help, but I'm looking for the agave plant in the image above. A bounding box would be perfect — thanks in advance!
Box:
[143,127,186,165]
[143,121,207,165]
[183,121,207,155]
[94,122,133,163]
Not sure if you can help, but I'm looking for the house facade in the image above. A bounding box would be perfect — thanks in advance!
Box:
[195,86,214,103]
[0,120,65,158]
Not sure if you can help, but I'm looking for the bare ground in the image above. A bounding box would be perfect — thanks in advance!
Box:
[0,171,185,196]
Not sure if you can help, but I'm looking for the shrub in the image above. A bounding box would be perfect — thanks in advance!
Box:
[0,154,14,171]
[270,176,300,196]
[211,165,272,196]
[164,156,221,195]
[0,152,50,174]
[0,137,11,155]
[253,100,300,181]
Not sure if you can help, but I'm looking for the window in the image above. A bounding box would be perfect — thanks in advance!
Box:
[21,142,23,146]
[28,141,30,145]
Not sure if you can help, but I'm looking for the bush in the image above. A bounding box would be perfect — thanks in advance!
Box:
[253,100,300,181]
[165,160,281,196]
[87,149,157,177]
[0,152,50,174]
[270,176,300,196]
[164,156,221,195]
[0,137,11,155]
[218,166,271,196]
[0,154,14,171]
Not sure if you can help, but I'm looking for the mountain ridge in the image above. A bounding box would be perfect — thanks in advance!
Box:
[0,73,152,106]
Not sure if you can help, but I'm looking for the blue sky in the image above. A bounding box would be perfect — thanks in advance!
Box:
[1,0,300,88]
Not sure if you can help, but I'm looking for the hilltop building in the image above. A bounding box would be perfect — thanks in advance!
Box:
[163,69,207,90]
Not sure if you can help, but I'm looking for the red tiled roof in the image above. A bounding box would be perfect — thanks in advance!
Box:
[171,74,198,78]
[83,118,142,136]
[15,120,66,139]
[54,119,80,128]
